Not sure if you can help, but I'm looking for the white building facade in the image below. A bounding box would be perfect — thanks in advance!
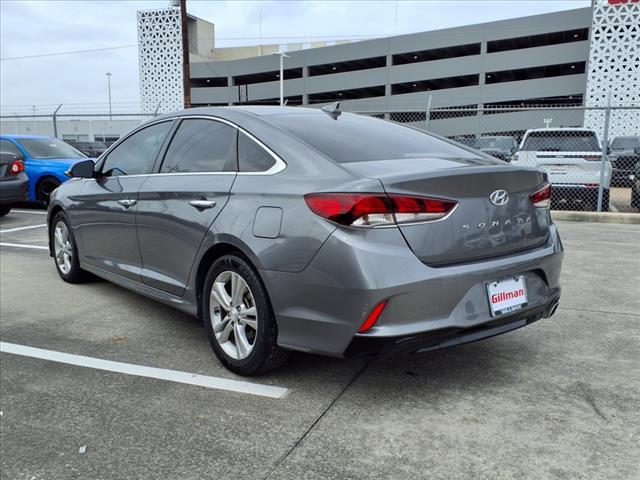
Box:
[137,7,184,113]
[584,0,640,137]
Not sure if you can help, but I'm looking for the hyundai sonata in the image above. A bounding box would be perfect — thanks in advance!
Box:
[48,106,563,375]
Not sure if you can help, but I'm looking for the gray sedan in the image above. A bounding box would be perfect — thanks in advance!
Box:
[47,106,563,375]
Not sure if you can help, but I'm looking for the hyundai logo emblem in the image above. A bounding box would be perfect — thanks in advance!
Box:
[489,190,509,206]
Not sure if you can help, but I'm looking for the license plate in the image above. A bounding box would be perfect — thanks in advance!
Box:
[549,166,568,174]
[487,276,528,317]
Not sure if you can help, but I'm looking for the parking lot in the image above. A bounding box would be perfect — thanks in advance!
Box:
[1,209,639,480]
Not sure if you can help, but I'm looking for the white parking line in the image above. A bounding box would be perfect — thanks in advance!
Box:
[0,223,47,234]
[11,209,47,215]
[0,342,289,399]
[0,242,48,250]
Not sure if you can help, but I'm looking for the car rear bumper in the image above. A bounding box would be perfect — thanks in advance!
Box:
[344,296,559,357]
[264,221,564,357]
[0,173,29,204]
[612,168,636,186]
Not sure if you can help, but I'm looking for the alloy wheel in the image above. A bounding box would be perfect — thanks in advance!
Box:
[53,221,73,275]
[209,271,258,360]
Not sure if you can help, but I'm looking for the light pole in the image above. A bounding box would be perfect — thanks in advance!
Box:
[106,72,112,120]
[274,52,289,106]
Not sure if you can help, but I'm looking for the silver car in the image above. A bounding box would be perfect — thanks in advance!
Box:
[48,106,563,375]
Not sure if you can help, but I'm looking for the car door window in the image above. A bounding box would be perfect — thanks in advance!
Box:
[0,140,23,156]
[160,119,237,173]
[101,121,173,177]
[238,131,276,172]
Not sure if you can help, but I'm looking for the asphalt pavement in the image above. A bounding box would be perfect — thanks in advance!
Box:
[1,209,639,480]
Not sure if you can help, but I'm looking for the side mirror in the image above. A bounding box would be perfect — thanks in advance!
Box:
[66,159,95,178]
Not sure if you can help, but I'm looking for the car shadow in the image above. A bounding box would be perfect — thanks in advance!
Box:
[77,277,541,396]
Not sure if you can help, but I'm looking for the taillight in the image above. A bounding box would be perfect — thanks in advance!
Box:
[8,160,24,175]
[584,155,601,161]
[304,193,457,227]
[358,300,387,333]
[529,183,551,208]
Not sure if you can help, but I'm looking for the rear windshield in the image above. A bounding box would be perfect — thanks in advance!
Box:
[267,113,479,163]
[610,137,640,150]
[521,131,600,152]
[17,138,85,159]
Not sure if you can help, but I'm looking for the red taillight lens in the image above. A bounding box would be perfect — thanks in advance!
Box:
[8,160,24,175]
[304,193,457,227]
[529,183,552,208]
[392,195,456,223]
[358,300,387,333]
[584,155,601,161]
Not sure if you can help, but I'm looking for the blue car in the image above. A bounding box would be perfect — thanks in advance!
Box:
[0,134,88,203]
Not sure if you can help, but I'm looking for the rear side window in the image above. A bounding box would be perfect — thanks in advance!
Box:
[101,121,173,177]
[238,132,276,172]
[0,139,22,156]
[521,131,600,152]
[268,113,478,163]
[161,119,237,173]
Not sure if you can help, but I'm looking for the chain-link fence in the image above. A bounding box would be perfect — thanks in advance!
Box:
[0,103,169,151]
[351,105,640,214]
[1,103,639,213]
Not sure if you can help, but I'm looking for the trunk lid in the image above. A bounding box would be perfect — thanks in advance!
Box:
[342,158,550,266]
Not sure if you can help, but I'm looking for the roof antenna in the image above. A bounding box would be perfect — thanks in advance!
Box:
[321,102,342,120]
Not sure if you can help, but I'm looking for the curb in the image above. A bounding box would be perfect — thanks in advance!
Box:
[551,210,640,224]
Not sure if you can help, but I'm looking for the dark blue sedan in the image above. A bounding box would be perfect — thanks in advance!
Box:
[0,134,88,203]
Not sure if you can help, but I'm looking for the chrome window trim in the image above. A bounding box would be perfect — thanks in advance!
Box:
[96,114,287,177]
[236,128,287,176]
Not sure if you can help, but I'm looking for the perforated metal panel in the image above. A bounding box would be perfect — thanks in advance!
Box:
[137,8,184,113]
[584,0,640,137]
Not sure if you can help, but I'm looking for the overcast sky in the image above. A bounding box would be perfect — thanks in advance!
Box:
[0,0,591,109]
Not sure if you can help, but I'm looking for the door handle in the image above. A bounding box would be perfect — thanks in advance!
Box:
[117,199,137,208]
[189,199,217,210]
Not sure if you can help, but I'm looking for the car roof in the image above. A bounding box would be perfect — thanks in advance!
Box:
[155,105,326,122]
[523,128,597,133]
[0,134,54,140]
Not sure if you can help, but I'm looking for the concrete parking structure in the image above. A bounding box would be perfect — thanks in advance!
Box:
[1,210,639,479]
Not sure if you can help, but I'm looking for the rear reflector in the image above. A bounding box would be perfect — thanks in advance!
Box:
[529,183,552,208]
[358,300,387,333]
[8,160,24,175]
[304,193,457,227]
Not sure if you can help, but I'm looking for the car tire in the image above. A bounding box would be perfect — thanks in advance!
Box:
[601,189,610,212]
[51,211,90,283]
[589,189,609,212]
[0,205,11,217]
[36,177,61,205]
[203,254,289,376]
[632,189,640,210]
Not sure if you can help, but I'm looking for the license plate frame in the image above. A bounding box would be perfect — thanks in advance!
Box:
[486,276,528,317]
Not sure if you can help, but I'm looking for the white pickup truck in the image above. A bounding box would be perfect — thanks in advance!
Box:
[513,128,612,211]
